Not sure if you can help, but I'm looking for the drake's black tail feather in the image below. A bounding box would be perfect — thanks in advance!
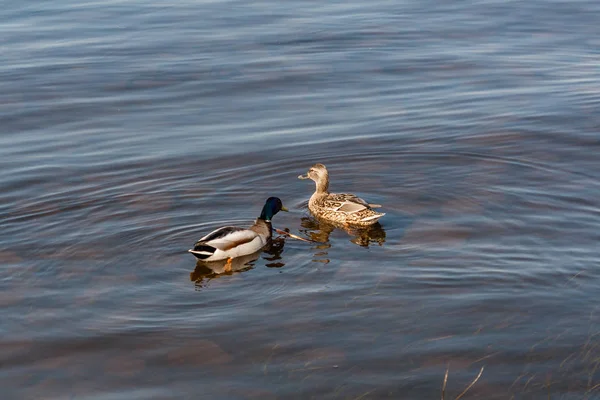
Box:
[188,244,216,260]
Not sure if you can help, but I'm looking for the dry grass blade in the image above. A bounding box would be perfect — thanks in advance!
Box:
[585,382,600,395]
[274,228,318,243]
[454,366,485,400]
[441,364,449,400]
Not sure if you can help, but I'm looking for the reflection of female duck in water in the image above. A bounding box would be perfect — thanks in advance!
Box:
[297,216,386,264]
[300,216,386,248]
[190,236,286,286]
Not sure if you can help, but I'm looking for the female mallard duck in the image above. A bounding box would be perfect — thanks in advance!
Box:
[298,163,384,226]
[188,197,288,270]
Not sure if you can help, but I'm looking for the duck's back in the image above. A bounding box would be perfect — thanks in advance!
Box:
[309,192,384,226]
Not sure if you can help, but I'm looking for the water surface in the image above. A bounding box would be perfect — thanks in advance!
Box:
[2,0,600,399]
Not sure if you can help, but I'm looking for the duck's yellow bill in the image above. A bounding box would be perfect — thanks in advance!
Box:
[281,205,289,212]
[298,174,309,180]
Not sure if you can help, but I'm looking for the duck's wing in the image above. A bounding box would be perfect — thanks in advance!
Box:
[195,226,259,251]
[323,199,366,215]
[325,193,380,214]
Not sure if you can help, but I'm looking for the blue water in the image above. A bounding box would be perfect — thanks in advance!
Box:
[2,1,600,399]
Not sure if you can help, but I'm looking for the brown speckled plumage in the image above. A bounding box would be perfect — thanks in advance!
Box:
[298,163,384,226]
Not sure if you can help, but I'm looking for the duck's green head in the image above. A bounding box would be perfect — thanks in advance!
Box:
[259,197,288,221]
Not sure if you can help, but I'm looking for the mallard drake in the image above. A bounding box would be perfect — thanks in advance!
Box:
[188,197,288,270]
[298,163,384,226]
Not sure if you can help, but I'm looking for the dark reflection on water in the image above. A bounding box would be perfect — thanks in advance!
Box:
[190,251,260,286]
[300,216,386,249]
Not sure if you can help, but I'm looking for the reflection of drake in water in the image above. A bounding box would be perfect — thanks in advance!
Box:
[190,237,286,287]
[299,216,386,248]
